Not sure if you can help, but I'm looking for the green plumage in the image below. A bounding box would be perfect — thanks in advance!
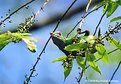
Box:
[50,31,78,56]
[50,31,97,57]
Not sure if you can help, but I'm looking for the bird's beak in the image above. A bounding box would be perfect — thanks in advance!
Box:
[50,32,53,36]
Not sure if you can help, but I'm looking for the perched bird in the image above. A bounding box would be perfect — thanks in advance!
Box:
[50,30,99,57]
[50,31,91,56]
[50,31,73,56]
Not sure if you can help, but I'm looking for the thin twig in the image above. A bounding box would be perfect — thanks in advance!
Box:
[75,5,104,84]
[108,48,119,54]
[22,0,49,32]
[66,5,103,38]
[75,20,121,84]
[0,0,35,26]
[24,0,77,84]
[77,71,84,84]
[9,0,102,33]
[52,0,77,32]
[93,11,106,35]
[76,48,119,84]
[102,23,121,40]
[108,61,121,84]
[24,0,50,84]
[86,48,119,69]
[76,53,88,84]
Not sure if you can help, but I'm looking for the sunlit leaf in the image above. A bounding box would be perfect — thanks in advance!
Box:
[104,1,119,17]
[0,41,9,51]
[110,16,121,23]
[111,0,121,5]
[108,37,119,46]
[95,44,109,63]
[22,37,37,53]
[107,37,121,49]
[0,32,21,51]
[86,53,101,74]
[111,0,119,2]
[91,1,105,11]
[76,56,86,70]
[0,31,37,53]
[95,44,106,55]
[64,62,73,80]
[52,56,67,63]
[65,43,88,52]
[102,53,108,64]
[88,61,101,74]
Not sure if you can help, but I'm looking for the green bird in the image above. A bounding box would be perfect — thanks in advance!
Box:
[50,30,90,56]
[50,31,73,56]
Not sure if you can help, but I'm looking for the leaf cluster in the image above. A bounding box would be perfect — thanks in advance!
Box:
[94,0,121,22]
[52,32,109,79]
[0,31,36,52]
[52,0,121,80]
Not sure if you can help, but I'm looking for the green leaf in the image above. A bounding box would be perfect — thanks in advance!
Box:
[0,41,9,51]
[65,43,88,52]
[0,31,37,52]
[108,37,119,46]
[107,37,121,50]
[52,56,67,63]
[111,0,121,5]
[22,37,37,53]
[104,1,119,17]
[95,44,106,55]
[118,44,121,49]
[86,53,101,74]
[110,16,121,23]
[117,0,121,5]
[64,62,73,80]
[95,44,109,63]
[0,32,21,51]
[102,53,108,64]
[88,61,101,74]
[76,56,86,70]
[111,0,119,2]
[65,38,73,45]
[86,53,96,61]
[91,1,105,11]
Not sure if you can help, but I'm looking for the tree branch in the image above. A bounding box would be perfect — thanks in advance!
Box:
[93,11,106,35]
[0,0,35,26]
[108,61,121,84]
[9,0,101,33]
[102,22,121,40]
[66,4,103,37]
[76,48,119,84]
[76,70,84,84]
[24,0,77,84]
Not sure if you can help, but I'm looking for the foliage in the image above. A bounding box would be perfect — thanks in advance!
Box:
[0,31,36,52]
[51,31,108,79]
[0,16,37,53]
[94,0,121,18]
[51,0,121,81]
[110,16,121,23]
[0,0,121,84]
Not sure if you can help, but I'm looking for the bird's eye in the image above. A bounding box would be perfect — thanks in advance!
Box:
[58,32,61,36]
[56,35,60,37]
